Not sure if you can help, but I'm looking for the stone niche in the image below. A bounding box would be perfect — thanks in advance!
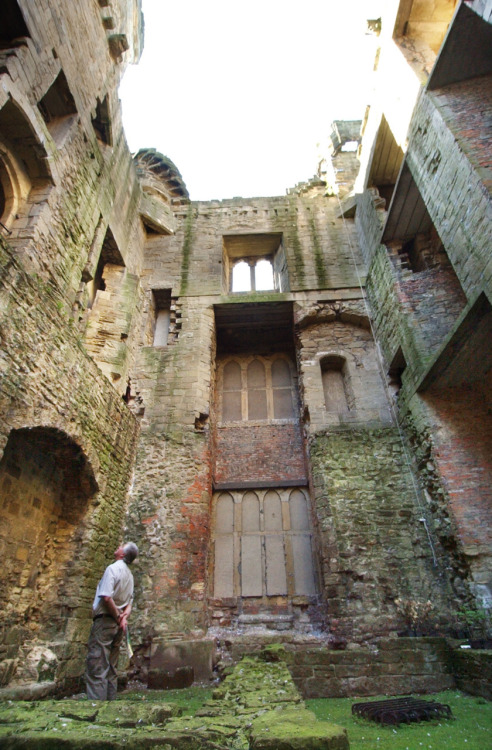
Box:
[0,426,97,687]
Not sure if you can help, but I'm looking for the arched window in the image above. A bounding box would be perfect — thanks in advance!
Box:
[271,358,294,418]
[255,259,274,291]
[220,355,296,422]
[231,261,251,292]
[213,492,235,597]
[247,359,267,420]
[320,355,350,413]
[230,258,274,292]
[222,360,242,421]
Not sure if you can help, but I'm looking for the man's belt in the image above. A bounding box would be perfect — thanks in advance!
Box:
[93,613,118,622]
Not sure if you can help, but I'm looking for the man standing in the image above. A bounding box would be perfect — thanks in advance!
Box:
[85,542,138,700]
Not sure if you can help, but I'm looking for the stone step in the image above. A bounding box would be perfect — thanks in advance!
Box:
[238,613,295,631]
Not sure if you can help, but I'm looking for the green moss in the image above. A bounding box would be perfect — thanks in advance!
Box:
[179,204,195,295]
[219,291,288,304]
[310,215,327,287]
[251,707,349,749]
[260,643,294,664]
[287,207,306,288]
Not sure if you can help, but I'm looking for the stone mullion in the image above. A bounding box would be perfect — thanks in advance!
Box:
[282,493,296,597]
[241,361,248,421]
[265,360,274,419]
[233,493,242,597]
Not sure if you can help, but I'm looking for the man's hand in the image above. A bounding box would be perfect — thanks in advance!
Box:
[119,613,129,632]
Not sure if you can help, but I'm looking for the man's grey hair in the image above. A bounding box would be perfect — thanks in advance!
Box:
[123,542,138,564]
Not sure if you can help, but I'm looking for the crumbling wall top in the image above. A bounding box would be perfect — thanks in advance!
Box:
[134,148,189,203]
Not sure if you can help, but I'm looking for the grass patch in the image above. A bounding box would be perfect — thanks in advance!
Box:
[119,686,214,715]
[306,691,491,750]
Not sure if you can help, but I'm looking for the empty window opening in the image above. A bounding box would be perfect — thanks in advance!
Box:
[341,140,359,152]
[321,355,351,413]
[152,289,171,347]
[87,252,106,310]
[91,95,112,146]
[231,260,251,292]
[86,227,123,309]
[213,487,317,600]
[388,347,407,398]
[223,233,287,293]
[0,0,30,49]
[231,257,274,292]
[256,259,274,290]
[38,71,77,142]
[399,227,448,273]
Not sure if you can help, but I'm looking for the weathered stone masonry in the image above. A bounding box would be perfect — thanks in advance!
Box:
[0,0,490,700]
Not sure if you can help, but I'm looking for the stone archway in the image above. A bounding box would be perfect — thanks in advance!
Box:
[0,426,98,688]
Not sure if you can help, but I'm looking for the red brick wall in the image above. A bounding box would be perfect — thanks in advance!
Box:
[214,422,306,486]
[398,266,466,352]
[432,74,492,183]
[424,387,492,552]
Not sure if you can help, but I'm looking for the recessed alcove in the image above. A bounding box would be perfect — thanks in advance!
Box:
[0,427,97,641]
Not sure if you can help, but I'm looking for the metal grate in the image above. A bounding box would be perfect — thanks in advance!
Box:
[352,697,453,726]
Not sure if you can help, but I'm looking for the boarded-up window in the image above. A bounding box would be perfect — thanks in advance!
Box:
[212,487,317,600]
[272,358,294,418]
[220,355,296,422]
[247,360,267,420]
[214,493,234,597]
[223,361,242,421]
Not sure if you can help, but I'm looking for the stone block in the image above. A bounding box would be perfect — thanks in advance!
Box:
[250,707,349,749]
[148,637,216,686]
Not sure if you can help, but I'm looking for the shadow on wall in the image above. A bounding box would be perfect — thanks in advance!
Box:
[0,426,98,687]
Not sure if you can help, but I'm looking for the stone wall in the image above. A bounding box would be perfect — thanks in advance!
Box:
[0,235,139,690]
[296,308,392,431]
[309,425,457,639]
[125,188,368,647]
[451,647,492,700]
[227,637,455,698]
[0,0,144,693]
[406,81,492,303]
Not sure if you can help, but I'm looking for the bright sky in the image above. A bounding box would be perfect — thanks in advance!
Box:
[119,0,382,201]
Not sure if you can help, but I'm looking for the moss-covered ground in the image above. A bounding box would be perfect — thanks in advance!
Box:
[306,691,492,750]
[0,682,489,749]
[0,656,348,749]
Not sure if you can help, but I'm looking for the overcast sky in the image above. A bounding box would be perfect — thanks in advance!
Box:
[119,0,382,201]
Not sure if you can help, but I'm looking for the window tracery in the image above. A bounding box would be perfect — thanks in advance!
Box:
[219,355,296,422]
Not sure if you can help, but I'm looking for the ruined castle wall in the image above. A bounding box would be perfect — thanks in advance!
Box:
[125,294,215,640]
[406,78,492,303]
[0,236,139,689]
[296,314,392,431]
[357,58,492,622]
[124,191,367,639]
[0,1,145,691]
[309,425,455,639]
[137,193,363,298]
